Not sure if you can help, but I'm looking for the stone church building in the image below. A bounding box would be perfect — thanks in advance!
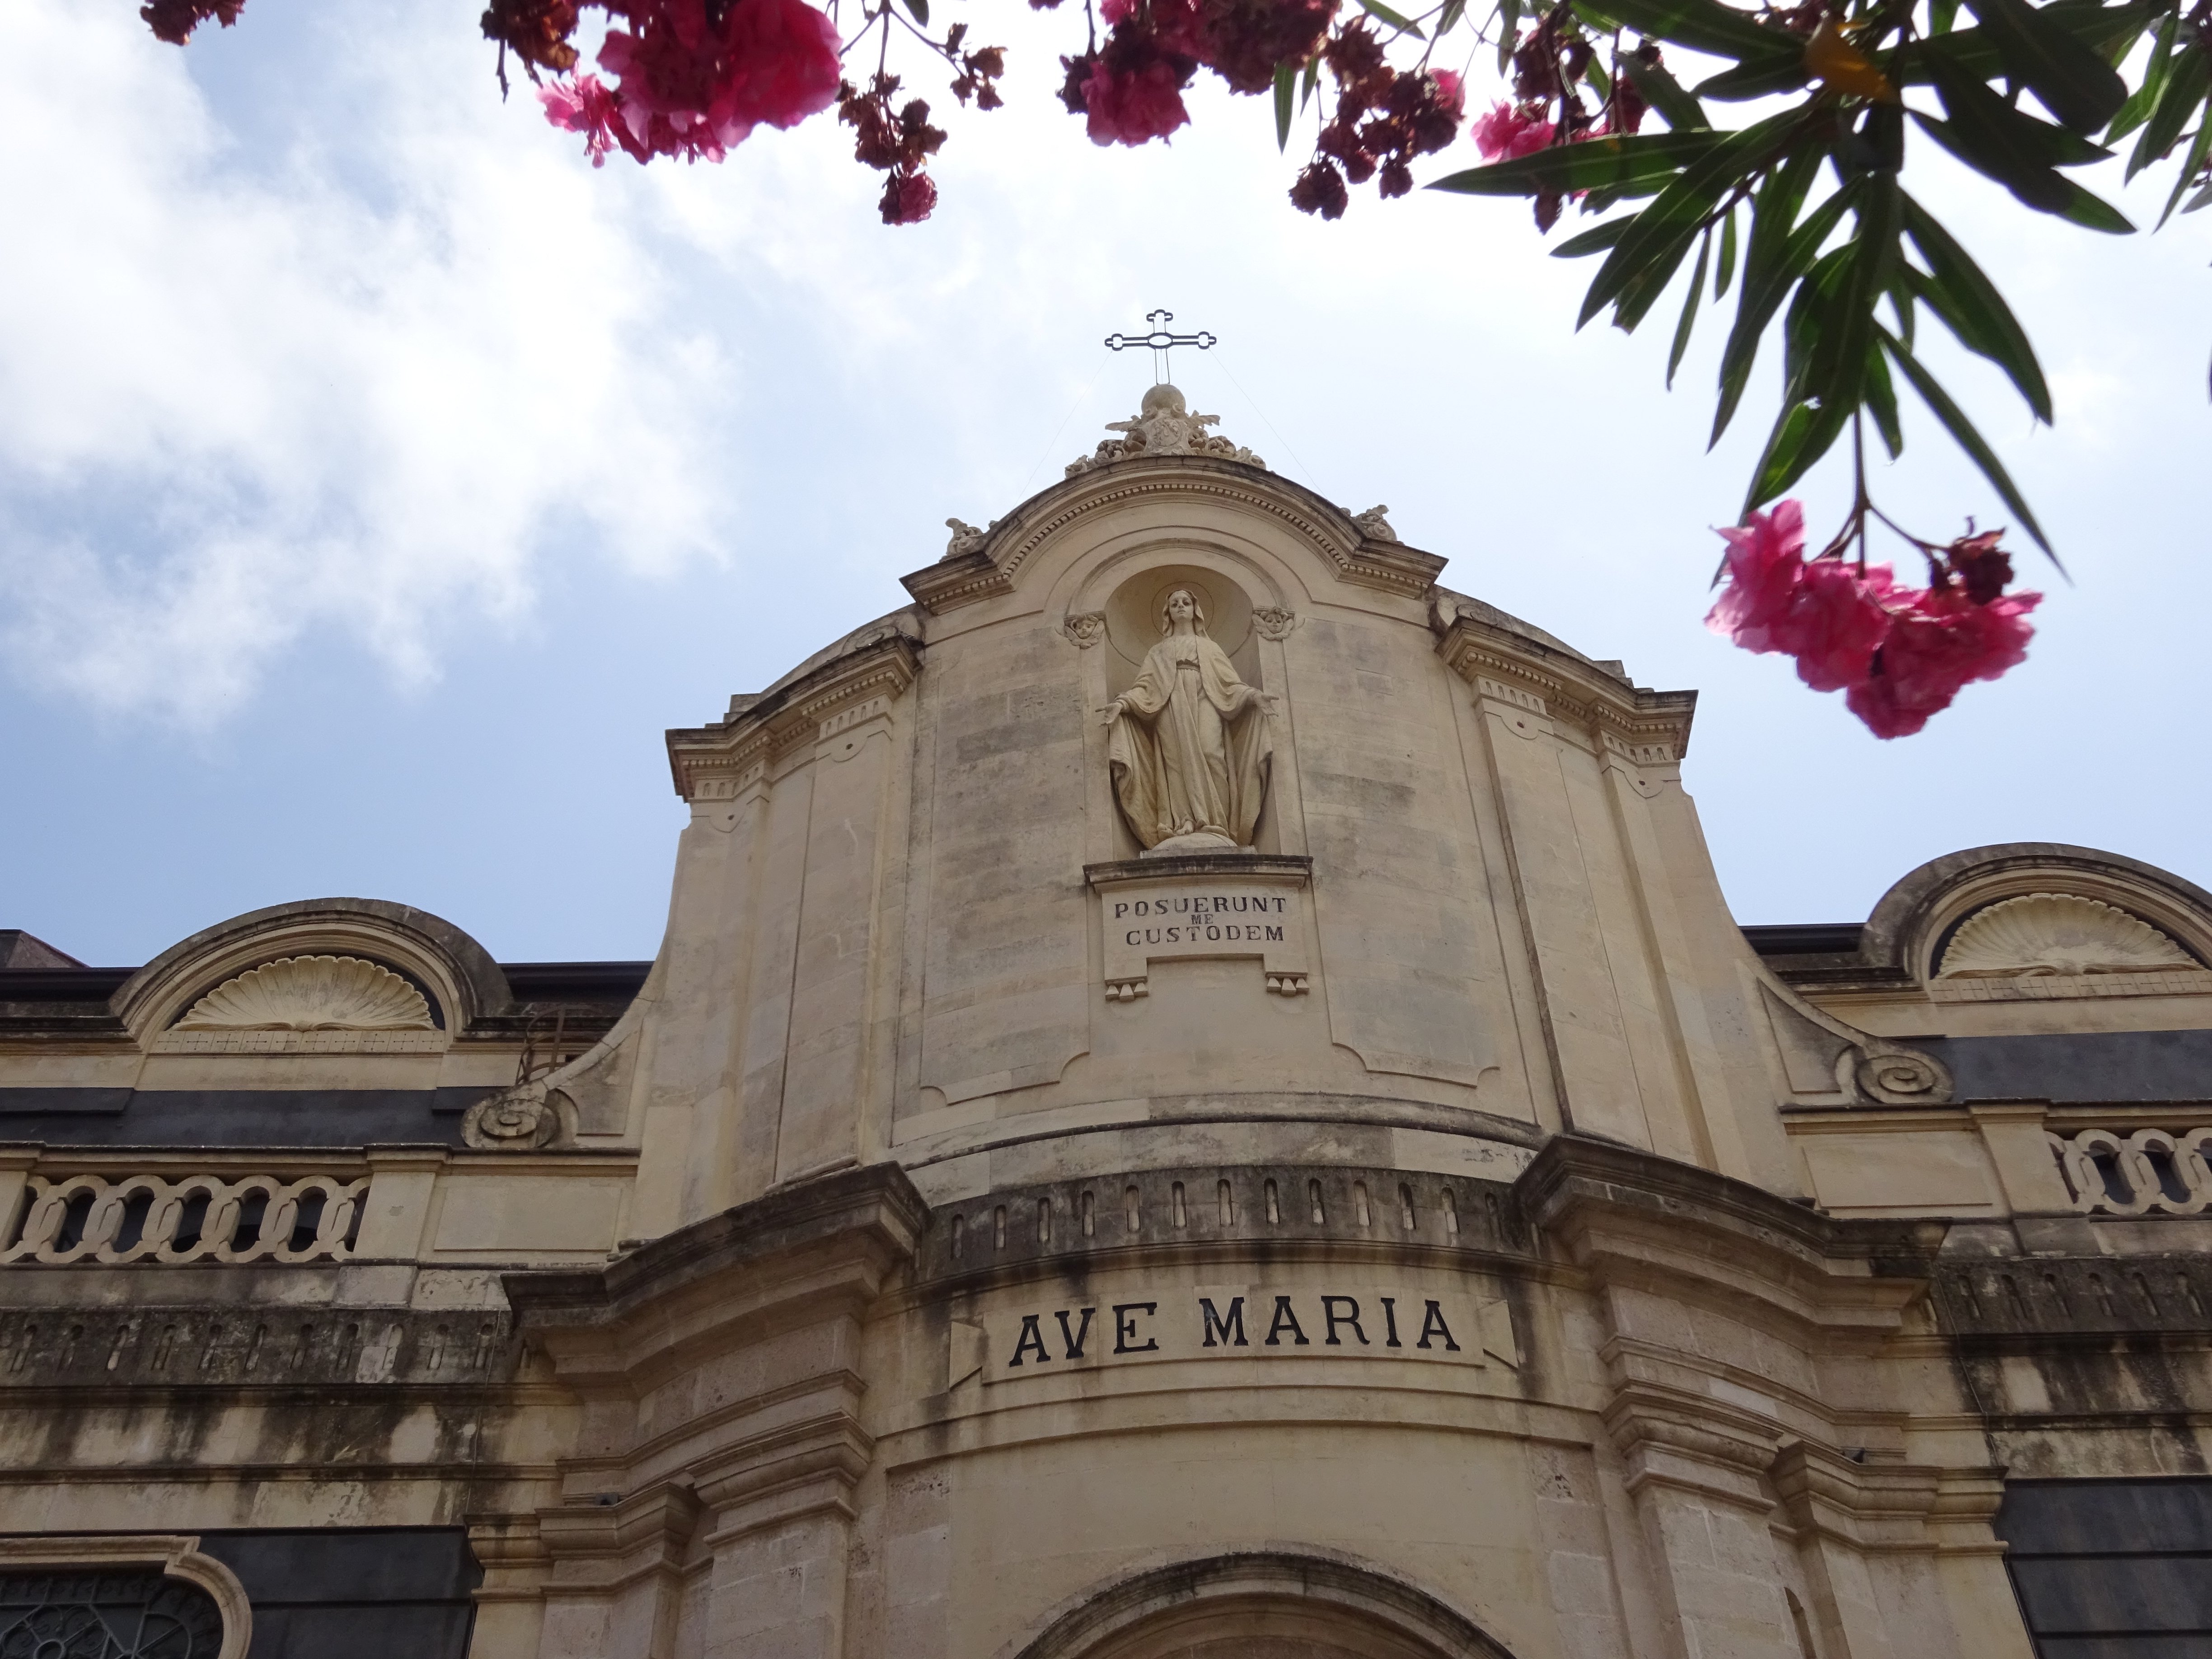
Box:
[3,384,2209,1659]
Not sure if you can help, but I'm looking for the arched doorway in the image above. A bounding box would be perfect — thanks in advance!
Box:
[1005,1550,1518,1659]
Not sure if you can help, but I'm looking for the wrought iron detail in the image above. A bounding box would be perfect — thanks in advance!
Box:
[0,1570,225,1659]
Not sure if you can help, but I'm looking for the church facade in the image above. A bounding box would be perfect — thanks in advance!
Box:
[3,384,2210,1659]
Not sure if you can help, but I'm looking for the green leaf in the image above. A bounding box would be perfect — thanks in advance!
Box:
[2106,14,2176,143]
[1356,0,1425,35]
[1552,217,1636,255]
[1888,272,1916,348]
[2129,45,2210,181]
[1714,201,1738,296]
[1961,0,2127,131]
[1302,52,1321,110]
[1911,77,2134,230]
[1803,170,1903,419]
[1439,0,1468,32]
[903,0,928,25]
[1275,62,1295,150]
[1711,152,1851,443]
[1693,47,1810,102]
[1578,0,1802,62]
[1900,0,2160,87]
[1612,222,1702,332]
[1495,0,1522,72]
[1580,108,1802,325]
[1900,193,2052,420]
[1879,326,2056,558]
[1620,51,1711,130]
[1931,0,1961,34]
[1865,344,1904,457]
[1744,398,1850,510]
[1668,230,1712,386]
[1428,130,1725,196]
[1585,56,1614,98]
[2157,110,2212,226]
[2185,175,2212,214]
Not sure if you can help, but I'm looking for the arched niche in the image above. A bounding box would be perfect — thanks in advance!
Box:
[1002,1551,1518,1659]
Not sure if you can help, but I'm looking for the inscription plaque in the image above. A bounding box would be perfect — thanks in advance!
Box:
[1085,855,1312,1000]
[960,1283,1519,1387]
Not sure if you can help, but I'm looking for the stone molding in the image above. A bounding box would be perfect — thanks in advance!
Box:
[914,1162,1530,1290]
[175,955,433,1032]
[505,1162,929,1380]
[0,1304,524,1390]
[900,458,1447,614]
[0,1534,252,1659]
[1434,608,1697,761]
[1936,892,2197,978]
[1516,1135,1937,1338]
[665,632,920,804]
[997,1547,1516,1659]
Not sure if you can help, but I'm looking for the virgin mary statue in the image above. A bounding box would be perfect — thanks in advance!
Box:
[1102,587,1274,851]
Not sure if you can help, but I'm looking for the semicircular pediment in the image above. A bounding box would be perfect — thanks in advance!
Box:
[1937,893,2196,978]
[175,954,436,1031]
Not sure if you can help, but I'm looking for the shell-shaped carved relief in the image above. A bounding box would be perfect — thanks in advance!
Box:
[1936,893,2196,979]
[176,955,435,1030]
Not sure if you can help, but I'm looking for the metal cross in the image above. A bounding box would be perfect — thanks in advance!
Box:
[1104,310,1217,384]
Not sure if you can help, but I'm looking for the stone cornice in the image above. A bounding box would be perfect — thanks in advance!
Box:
[504,1161,930,1385]
[1083,853,1313,887]
[1435,612,1697,761]
[1517,1135,1937,1337]
[665,633,919,803]
[900,458,1447,614]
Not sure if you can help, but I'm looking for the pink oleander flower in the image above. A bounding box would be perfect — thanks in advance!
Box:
[718,0,843,132]
[539,72,630,165]
[1474,99,1554,161]
[1845,587,2041,739]
[880,170,939,224]
[1706,501,1890,692]
[1081,51,1193,144]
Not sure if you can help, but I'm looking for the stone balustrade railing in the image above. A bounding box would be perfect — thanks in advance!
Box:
[2049,1127,2212,1216]
[0,1172,367,1265]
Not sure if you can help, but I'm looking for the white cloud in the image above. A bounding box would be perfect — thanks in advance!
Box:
[0,0,729,722]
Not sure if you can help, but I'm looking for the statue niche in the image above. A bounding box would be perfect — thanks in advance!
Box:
[1101,586,1274,853]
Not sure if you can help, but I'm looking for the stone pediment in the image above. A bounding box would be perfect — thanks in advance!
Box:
[902,455,1446,616]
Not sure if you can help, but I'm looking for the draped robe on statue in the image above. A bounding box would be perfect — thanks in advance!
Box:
[1108,628,1273,849]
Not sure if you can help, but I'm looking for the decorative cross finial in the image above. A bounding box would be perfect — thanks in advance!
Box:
[1104,309,1217,384]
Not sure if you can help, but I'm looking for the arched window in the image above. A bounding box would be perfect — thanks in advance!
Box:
[1007,1550,1518,1659]
[0,1569,226,1658]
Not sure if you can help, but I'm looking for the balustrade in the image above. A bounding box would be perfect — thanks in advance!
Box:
[0,1172,366,1265]
[2049,1127,2212,1216]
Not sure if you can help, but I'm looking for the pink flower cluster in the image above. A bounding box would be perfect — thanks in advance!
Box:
[1289,22,1464,216]
[1060,0,1338,147]
[1473,100,1552,161]
[1706,501,2041,739]
[537,0,842,165]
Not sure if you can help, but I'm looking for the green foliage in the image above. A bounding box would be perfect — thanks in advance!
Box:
[1427,0,2212,554]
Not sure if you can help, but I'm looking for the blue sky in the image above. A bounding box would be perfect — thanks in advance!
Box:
[3,0,2206,967]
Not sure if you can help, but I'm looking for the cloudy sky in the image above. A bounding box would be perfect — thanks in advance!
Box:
[2,0,2205,966]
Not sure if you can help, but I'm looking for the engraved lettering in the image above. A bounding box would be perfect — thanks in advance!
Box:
[1009,1314,1050,1368]
[1264,1296,1310,1346]
[1266,926,1283,941]
[1200,1296,1247,1348]
[1055,1307,1096,1359]
[1381,1296,1402,1348]
[1416,1299,1461,1352]
[1113,1302,1160,1354]
[1322,1295,1369,1346]
[1114,903,1128,919]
